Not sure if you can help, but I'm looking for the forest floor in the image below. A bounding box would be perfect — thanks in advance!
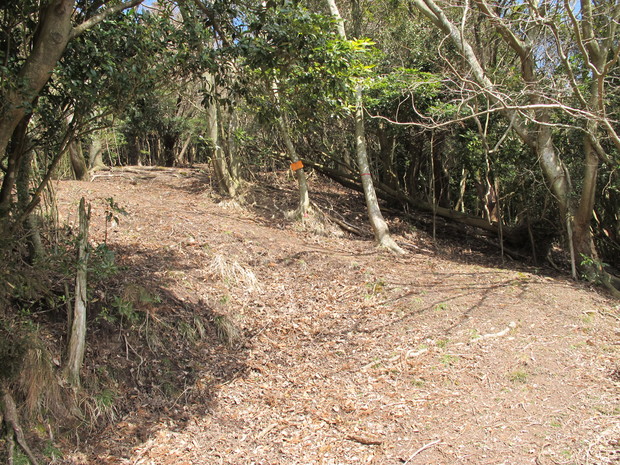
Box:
[52,166,619,465]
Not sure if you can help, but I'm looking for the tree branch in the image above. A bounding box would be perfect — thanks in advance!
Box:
[70,0,144,39]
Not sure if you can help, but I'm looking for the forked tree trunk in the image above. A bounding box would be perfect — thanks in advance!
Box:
[63,197,90,387]
[206,74,239,197]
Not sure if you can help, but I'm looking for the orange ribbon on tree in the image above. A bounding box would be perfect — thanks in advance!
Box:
[290,160,304,171]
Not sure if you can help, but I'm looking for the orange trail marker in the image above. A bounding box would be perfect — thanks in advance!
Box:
[290,160,304,171]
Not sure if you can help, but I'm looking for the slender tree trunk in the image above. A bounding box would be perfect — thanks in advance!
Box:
[16,141,44,260]
[178,135,192,165]
[269,80,310,217]
[326,0,403,253]
[207,98,238,197]
[377,124,399,189]
[63,197,90,388]
[275,114,311,218]
[355,88,404,253]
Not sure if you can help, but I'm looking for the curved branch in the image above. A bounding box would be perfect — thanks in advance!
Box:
[70,0,144,39]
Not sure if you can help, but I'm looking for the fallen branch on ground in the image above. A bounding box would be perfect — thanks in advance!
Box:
[1,387,41,465]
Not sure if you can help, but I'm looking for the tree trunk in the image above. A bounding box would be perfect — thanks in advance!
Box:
[355,88,404,253]
[63,197,90,388]
[0,1,74,162]
[377,123,399,189]
[268,79,310,217]
[16,141,44,260]
[88,137,106,171]
[69,140,88,180]
[276,114,311,218]
[326,0,403,253]
[0,117,31,218]
[207,97,238,197]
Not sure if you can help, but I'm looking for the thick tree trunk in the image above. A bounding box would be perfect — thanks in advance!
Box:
[0,1,74,161]
[88,137,106,171]
[69,140,88,180]
[0,117,31,218]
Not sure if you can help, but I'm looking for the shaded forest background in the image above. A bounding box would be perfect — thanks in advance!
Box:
[0,0,619,462]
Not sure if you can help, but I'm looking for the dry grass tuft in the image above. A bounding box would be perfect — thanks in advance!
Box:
[209,254,261,293]
[213,314,242,347]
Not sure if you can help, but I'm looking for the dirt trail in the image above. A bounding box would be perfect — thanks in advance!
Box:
[56,167,619,465]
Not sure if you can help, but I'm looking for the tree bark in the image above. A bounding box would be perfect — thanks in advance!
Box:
[63,197,90,388]
[16,141,44,260]
[326,0,404,253]
[88,136,106,171]
[354,88,405,253]
[0,0,143,216]
[69,140,88,180]
[207,96,238,197]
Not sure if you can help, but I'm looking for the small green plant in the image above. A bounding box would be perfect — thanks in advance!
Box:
[95,388,116,409]
[433,302,449,311]
[436,338,449,349]
[440,354,459,366]
[112,296,141,325]
[579,254,608,284]
[365,278,386,296]
[96,307,117,324]
[13,450,30,465]
[90,387,118,424]
[43,441,63,460]
[508,369,528,383]
[103,197,128,243]
[90,243,118,279]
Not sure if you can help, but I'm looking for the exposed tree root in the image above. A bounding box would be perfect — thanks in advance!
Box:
[378,235,406,255]
[601,272,620,299]
[1,387,40,465]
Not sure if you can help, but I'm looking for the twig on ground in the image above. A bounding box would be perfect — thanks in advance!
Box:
[402,439,441,464]
[347,433,383,445]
